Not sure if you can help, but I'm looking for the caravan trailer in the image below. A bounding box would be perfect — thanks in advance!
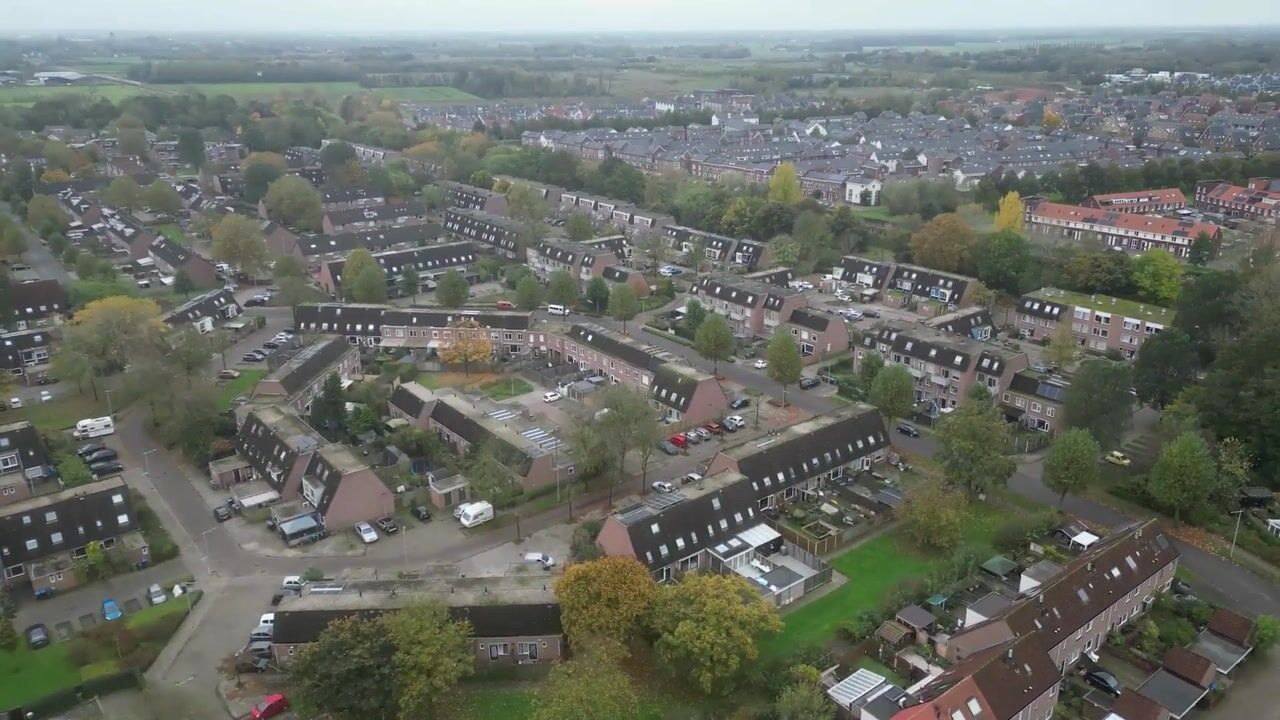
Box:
[72,416,115,440]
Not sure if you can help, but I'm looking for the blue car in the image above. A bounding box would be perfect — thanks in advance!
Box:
[101,598,123,621]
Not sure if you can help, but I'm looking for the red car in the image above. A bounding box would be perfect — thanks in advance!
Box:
[667,433,688,448]
[251,693,289,720]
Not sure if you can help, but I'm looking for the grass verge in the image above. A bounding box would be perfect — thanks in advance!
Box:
[217,369,266,410]
[0,644,79,710]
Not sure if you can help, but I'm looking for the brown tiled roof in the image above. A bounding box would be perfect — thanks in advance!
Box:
[1162,647,1214,687]
[1027,200,1219,240]
[908,635,1059,720]
[1087,188,1185,207]
[1110,690,1170,720]
[1207,607,1254,646]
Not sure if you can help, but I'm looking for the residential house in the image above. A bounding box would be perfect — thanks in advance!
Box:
[528,239,619,285]
[0,421,55,506]
[692,274,807,338]
[1194,178,1280,224]
[547,323,728,425]
[1023,197,1221,261]
[443,181,509,215]
[292,303,543,356]
[831,255,895,297]
[322,202,427,235]
[270,573,563,667]
[886,263,976,311]
[1133,648,1217,720]
[844,176,883,206]
[443,208,524,260]
[162,288,242,334]
[296,443,396,528]
[855,323,1028,413]
[1189,608,1255,675]
[320,186,385,211]
[1000,370,1069,434]
[664,226,752,269]
[317,242,479,297]
[1107,691,1172,720]
[146,235,218,289]
[890,635,1061,720]
[946,520,1180,670]
[388,385,575,493]
[296,225,439,267]
[600,265,651,298]
[1015,288,1173,359]
[0,477,149,595]
[260,221,301,259]
[783,308,850,363]
[926,306,996,341]
[1084,188,1186,214]
[0,329,56,375]
[8,279,67,329]
[252,336,361,414]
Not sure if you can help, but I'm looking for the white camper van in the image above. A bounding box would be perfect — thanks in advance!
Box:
[72,416,115,440]
[458,501,494,528]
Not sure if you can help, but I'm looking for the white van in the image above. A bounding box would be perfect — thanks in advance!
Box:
[458,501,494,528]
[546,304,569,316]
[72,416,115,440]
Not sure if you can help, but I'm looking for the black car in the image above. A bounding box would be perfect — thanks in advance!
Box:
[25,623,50,649]
[262,341,281,350]
[863,310,881,319]
[375,516,400,534]
[89,461,124,477]
[213,505,233,522]
[729,397,751,410]
[799,377,822,390]
[896,423,921,438]
[411,505,432,522]
[76,442,107,458]
[83,448,119,464]
[1084,670,1122,697]
[657,441,681,456]
[243,297,267,308]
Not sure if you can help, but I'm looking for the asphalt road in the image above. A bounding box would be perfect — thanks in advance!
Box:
[1,201,73,285]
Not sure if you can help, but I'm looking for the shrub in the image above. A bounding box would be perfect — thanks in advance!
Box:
[134,612,185,644]
[992,510,1059,556]
[65,638,98,667]
[838,614,880,643]
[570,520,603,562]
[303,567,325,581]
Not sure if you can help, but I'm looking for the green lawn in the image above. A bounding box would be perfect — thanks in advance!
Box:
[480,377,533,400]
[124,590,201,630]
[0,644,80,710]
[217,369,266,410]
[0,81,478,107]
[10,392,113,432]
[155,224,187,245]
[0,84,149,106]
[458,688,537,719]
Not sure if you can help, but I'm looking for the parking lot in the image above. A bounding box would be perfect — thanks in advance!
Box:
[13,565,193,646]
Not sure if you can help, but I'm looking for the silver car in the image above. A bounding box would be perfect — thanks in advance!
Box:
[147,583,168,605]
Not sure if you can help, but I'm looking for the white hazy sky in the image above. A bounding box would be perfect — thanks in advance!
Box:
[11,0,1280,35]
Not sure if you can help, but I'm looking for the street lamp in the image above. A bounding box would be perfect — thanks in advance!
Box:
[1229,509,1246,560]
[143,449,159,477]
[104,389,115,418]
[199,527,217,576]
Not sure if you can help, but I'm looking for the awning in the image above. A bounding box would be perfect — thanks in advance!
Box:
[980,555,1019,578]
[1071,531,1100,549]
[736,524,781,549]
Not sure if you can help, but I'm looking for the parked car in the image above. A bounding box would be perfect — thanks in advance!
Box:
[235,655,272,674]
[453,505,468,520]
[799,377,822,390]
[667,433,688,448]
[863,309,881,319]
[83,448,119,464]
[1104,451,1131,467]
[217,369,241,380]
[25,623,49,649]
[656,441,681,456]
[652,481,676,493]
[895,423,921,438]
[147,583,168,605]
[1084,670,1122,696]
[89,461,124,477]
[542,391,562,403]
[724,415,746,431]
[354,521,379,544]
[251,693,290,720]
[411,505,432,522]
[703,422,723,435]
[375,516,399,535]
[241,352,265,363]
[680,472,702,485]
[39,390,53,403]
[689,427,712,441]
[682,430,702,445]
[77,442,107,458]
[213,504,233,522]
[243,297,267,308]
[8,398,21,409]
[101,598,123,621]
[729,397,751,410]
[524,552,556,570]
[495,300,515,310]
[262,341,281,350]
[753,359,768,370]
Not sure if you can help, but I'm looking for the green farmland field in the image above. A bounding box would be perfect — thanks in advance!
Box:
[0,81,479,106]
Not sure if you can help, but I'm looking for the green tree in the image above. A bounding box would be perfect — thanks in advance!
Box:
[384,603,475,720]
[547,270,579,307]
[0,616,17,650]
[515,275,545,311]
[242,159,283,203]
[172,269,194,297]
[466,441,515,504]
[435,269,469,308]
[565,213,594,242]
[1148,431,1216,522]
[288,614,397,720]
[1188,231,1216,266]
[1043,428,1101,504]
[272,254,306,281]
[506,182,546,225]
[264,175,323,231]
[1255,615,1279,655]
[1132,329,1198,409]
[101,176,142,209]
[768,162,802,204]
[857,351,885,392]
[694,314,735,375]
[141,181,183,216]
[55,451,94,488]
[649,573,782,697]
[1063,359,1133,449]
[775,680,834,720]
[309,374,346,439]
[25,194,68,234]
[420,184,446,210]
[346,262,388,304]
[1,226,27,259]
[532,647,639,720]
[1045,321,1078,368]
[766,329,804,405]
[608,285,639,333]
[1132,251,1184,306]
[584,276,610,312]
[596,386,657,502]
[868,364,914,425]
[899,479,967,551]
[117,127,147,157]
[1213,437,1253,512]
[976,229,1032,295]
[176,128,205,169]
[936,400,1016,499]
[910,213,979,274]
[398,265,420,302]
[683,299,707,334]
[994,191,1024,233]
[211,214,268,276]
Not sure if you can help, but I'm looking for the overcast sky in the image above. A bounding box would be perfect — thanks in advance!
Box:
[11,0,1280,35]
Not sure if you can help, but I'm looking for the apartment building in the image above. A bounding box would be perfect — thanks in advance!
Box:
[322,202,427,235]
[1084,188,1186,214]
[947,520,1180,671]
[252,336,362,414]
[783,308,850,364]
[1000,370,1069,434]
[295,225,438,267]
[1015,288,1173,359]
[1023,197,1221,261]
[292,303,543,356]
[162,288,241,334]
[855,323,1029,413]
[443,208,524,260]
[317,242,479,297]
[0,477,149,595]
[598,406,888,592]
[0,421,55,506]
[527,239,620,285]
[1194,178,1280,223]
[443,181,509,215]
[270,573,563,667]
[388,384,575,493]
[548,324,728,426]
[693,274,806,338]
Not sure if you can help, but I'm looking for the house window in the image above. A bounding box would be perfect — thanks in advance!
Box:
[45,511,57,523]
[4,564,24,579]
[489,643,509,660]
[101,538,116,550]
[0,454,18,472]
[518,642,539,660]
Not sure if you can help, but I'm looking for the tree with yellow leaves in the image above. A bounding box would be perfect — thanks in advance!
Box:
[995,191,1024,233]
[53,296,165,397]
[909,213,979,274]
[438,318,493,376]
[768,162,803,204]
[1042,108,1065,132]
[555,556,657,647]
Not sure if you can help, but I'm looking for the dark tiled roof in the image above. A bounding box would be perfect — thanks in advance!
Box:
[293,303,386,336]
[1109,691,1169,720]
[0,478,135,567]
[1162,647,1214,687]
[322,186,381,204]
[267,336,356,397]
[617,473,764,570]
[272,603,562,645]
[873,327,972,371]
[10,280,67,319]
[1006,372,1068,404]
[1018,295,1067,321]
[0,329,56,371]
[0,421,52,472]
[429,400,531,475]
[325,242,477,285]
[835,255,893,288]
[383,308,532,332]
[388,385,427,420]
[745,268,795,287]
[787,308,829,332]
[602,266,635,282]
[567,324,662,372]
[651,365,700,412]
[891,264,971,300]
[930,308,994,339]
[734,409,888,485]
[911,635,1060,720]
[163,288,240,326]
[326,201,425,227]
[298,225,439,257]
[293,303,533,336]
[149,235,210,270]
[235,408,322,492]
